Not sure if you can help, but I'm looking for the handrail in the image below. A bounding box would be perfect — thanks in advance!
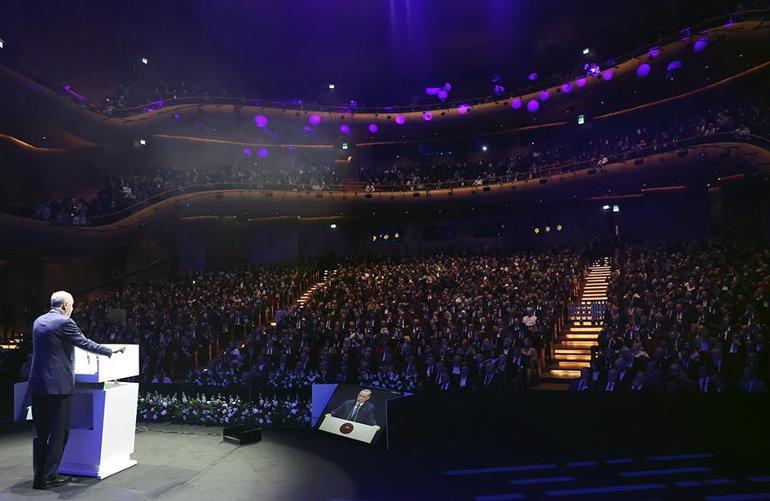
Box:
[9,131,766,227]
[0,10,766,116]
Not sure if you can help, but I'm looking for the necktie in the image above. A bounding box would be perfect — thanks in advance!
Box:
[348,404,361,420]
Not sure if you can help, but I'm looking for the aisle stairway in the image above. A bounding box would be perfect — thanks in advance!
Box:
[540,259,611,386]
[296,269,334,306]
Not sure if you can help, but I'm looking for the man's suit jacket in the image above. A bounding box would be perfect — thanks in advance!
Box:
[28,309,113,395]
[331,400,378,426]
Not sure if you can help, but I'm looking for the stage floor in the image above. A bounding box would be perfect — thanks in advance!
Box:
[2,422,770,500]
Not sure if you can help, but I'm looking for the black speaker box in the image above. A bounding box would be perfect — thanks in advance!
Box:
[223,425,262,445]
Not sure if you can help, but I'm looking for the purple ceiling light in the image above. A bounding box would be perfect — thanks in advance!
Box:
[526,99,540,112]
[243,148,252,157]
[667,60,683,72]
[494,84,505,95]
[423,112,433,121]
[457,104,471,114]
[601,69,614,81]
[648,47,661,59]
[308,114,321,126]
[395,114,406,125]
[539,90,550,101]
[257,147,269,158]
[693,38,708,53]
[636,63,651,77]
[528,72,538,81]
[303,125,312,132]
[368,123,379,133]
[443,82,452,91]
[425,87,440,96]
[437,89,449,100]
[511,97,522,109]
[576,77,587,88]
[340,124,351,134]
[254,115,268,128]
[560,82,573,93]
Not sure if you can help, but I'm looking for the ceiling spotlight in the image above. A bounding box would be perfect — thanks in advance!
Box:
[328,83,335,90]
[556,224,563,231]
[0,39,5,49]
[141,57,149,65]
[330,224,337,229]
[602,205,611,211]
[482,145,488,152]
[582,48,590,55]
[534,227,540,234]
[139,138,146,146]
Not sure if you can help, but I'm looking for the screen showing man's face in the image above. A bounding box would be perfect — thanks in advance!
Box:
[356,390,371,404]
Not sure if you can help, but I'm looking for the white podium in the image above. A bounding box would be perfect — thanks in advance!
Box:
[318,414,380,444]
[59,344,139,479]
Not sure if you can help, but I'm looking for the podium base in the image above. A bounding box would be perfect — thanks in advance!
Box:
[60,459,137,479]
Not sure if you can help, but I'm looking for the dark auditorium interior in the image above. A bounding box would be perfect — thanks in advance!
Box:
[1,1,770,499]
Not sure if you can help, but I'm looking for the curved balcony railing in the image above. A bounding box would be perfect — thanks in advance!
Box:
[0,10,766,117]
[3,132,766,228]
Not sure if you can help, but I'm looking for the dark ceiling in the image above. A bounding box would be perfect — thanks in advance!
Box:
[0,0,744,106]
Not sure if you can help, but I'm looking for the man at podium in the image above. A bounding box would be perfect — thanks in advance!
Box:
[28,291,125,490]
[330,388,378,426]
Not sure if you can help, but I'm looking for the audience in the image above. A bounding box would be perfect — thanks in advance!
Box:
[29,104,769,225]
[72,261,321,383]
[185,251,584,392]
[582,241,770,393]
[359,104,769,191]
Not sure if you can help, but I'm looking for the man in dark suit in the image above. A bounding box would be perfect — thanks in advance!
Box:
[28,291,124,490]
[329,388,378,426]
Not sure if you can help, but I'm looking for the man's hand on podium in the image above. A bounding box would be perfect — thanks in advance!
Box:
[112,346,127,354]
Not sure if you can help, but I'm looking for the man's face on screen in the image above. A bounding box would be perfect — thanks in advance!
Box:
[356,390,372,404]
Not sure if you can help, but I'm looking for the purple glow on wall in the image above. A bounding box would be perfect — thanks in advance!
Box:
[576,77,587,87]
[667,60,683,72]
[395,114,406,125]
[437,89,448,100]
[648,47,661,59]
[528,72,538,81]
[63,85,87,103]
[636,63,651,77]
[308,114,321,126]
[254,115,268,128]
[303,125,312,132]
[494,84,505,95]
[443,82,452,91]
[539,90,550,101]
[288,145,297,152]
[527,99,540,112]
[340,124,351,134]
[511,97,522,109]
[693,38,708,53]
[601,69,614,81]
[426,87,440,96]
[423,112,432,121]
[243,148,252,157]
[368,123,379,133]
[173,112,182,121]
[257,147,269,158]
[560,82,573,93]
[457,104,471,114]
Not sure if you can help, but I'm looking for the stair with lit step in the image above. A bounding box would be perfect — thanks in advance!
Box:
[538,259,611,389]
[296,269,335,306]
